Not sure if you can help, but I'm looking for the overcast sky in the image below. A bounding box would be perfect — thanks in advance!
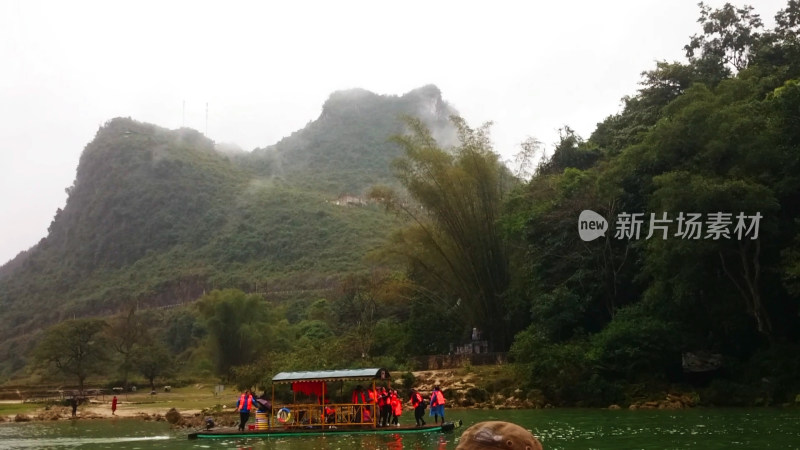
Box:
[0,0,788,265]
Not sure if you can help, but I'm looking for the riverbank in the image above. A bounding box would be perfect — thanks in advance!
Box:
[3,366,796,425]
[0,382,237,426]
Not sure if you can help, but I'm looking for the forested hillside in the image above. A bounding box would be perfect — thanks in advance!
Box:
[4,3,800,408]
[0,86,455,378]
[506,2,800,406]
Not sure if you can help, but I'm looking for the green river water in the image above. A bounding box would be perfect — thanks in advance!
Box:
[0,408,797,449]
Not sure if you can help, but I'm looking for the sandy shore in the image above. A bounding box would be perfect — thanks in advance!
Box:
[2,399,207,423]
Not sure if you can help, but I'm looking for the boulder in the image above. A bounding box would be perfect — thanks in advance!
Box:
[165,408,182,425]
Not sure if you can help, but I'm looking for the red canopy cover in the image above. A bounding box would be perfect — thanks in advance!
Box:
[291,381,326,396]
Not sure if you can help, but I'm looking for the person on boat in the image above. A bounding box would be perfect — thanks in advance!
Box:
[318,396,336,423]
[390,389,402,426]
[352,385,368,423]
[378,387,391,427]
[367,386,378,423]
[409,388,426,426]
[352,385,367,404]
[256,392,272,428]
[235,389,258,431]
[429,385,446,424]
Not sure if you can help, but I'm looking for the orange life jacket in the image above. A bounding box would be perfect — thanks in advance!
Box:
[391,394,402,416]
[431,390,445,406]
[238,394,254,411]
[411,392,422,407]
[352,390,367,404]
[377,391,387,407]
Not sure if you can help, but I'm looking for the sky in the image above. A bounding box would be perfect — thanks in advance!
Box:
[0,0,789,265]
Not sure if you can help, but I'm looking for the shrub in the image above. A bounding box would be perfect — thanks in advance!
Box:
[589,306,682,380]
[399,371,416,389]
[466,387,489,403]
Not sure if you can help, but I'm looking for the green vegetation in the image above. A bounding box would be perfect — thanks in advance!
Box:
[507,1,800,406]
[32,319,109,395]
[252,85,458,194]
[369,116,518,350]
[2,2,800,409]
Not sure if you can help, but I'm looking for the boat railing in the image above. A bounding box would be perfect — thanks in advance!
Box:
[272,402,377,428]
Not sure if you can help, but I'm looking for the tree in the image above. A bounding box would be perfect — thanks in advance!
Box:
[537,126,600,175]
[196,289,274,376]
[684,2,763,73]
[511,136,543,181]
[370,116,518,349]
[335,276,378,359]
[132,342,174,391]
[506,166,636,342]
[106,305,146,388]
[32,319,108,394]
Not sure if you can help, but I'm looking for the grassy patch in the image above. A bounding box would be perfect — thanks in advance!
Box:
[0,402,38,416]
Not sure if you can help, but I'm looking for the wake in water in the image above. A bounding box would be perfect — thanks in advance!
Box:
[0,435,171,449]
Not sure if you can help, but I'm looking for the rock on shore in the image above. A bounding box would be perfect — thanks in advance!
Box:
[627,393,698,410]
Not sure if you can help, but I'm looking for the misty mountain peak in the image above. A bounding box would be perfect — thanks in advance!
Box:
[404,84,442,99]
[257,84,458,194]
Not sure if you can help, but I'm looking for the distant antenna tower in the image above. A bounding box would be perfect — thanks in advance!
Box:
[205,102,209,136]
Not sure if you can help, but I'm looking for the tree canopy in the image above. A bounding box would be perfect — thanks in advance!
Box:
[32,318,109,394]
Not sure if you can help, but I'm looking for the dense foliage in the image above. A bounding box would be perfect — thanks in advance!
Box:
[4,3,800,407]
[508,1,800,406]
[0,87,451,378]
[369,116,520,350]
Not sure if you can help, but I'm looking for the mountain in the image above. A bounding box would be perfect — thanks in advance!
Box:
[250,84,458,193]
[0,85,458,377]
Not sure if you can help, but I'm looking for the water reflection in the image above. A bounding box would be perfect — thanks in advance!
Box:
[0,409,798,449]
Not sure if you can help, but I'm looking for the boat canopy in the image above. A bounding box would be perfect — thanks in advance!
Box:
[272,368,391,384]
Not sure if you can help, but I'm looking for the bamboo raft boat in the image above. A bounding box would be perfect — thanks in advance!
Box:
[189,368,459,439]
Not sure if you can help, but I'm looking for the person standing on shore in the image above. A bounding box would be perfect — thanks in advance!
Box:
[235,389,258,431]
[429,385,446,424]
[69,397,78,417]
[111,396,117,416]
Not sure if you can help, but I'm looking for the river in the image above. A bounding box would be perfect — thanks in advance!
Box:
[0,408,798,449]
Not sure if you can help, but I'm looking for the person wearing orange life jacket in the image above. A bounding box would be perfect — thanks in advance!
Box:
[235,389,258,431]
[409,388,427,427]
[390,389,402,426]
[351,385,367,423]
[377,387,391,427]
[367,387,378,423]
[429,385,446,424]
[351,385,368,404]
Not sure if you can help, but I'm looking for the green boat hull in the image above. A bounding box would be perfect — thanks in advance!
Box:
[188,422,456,439]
